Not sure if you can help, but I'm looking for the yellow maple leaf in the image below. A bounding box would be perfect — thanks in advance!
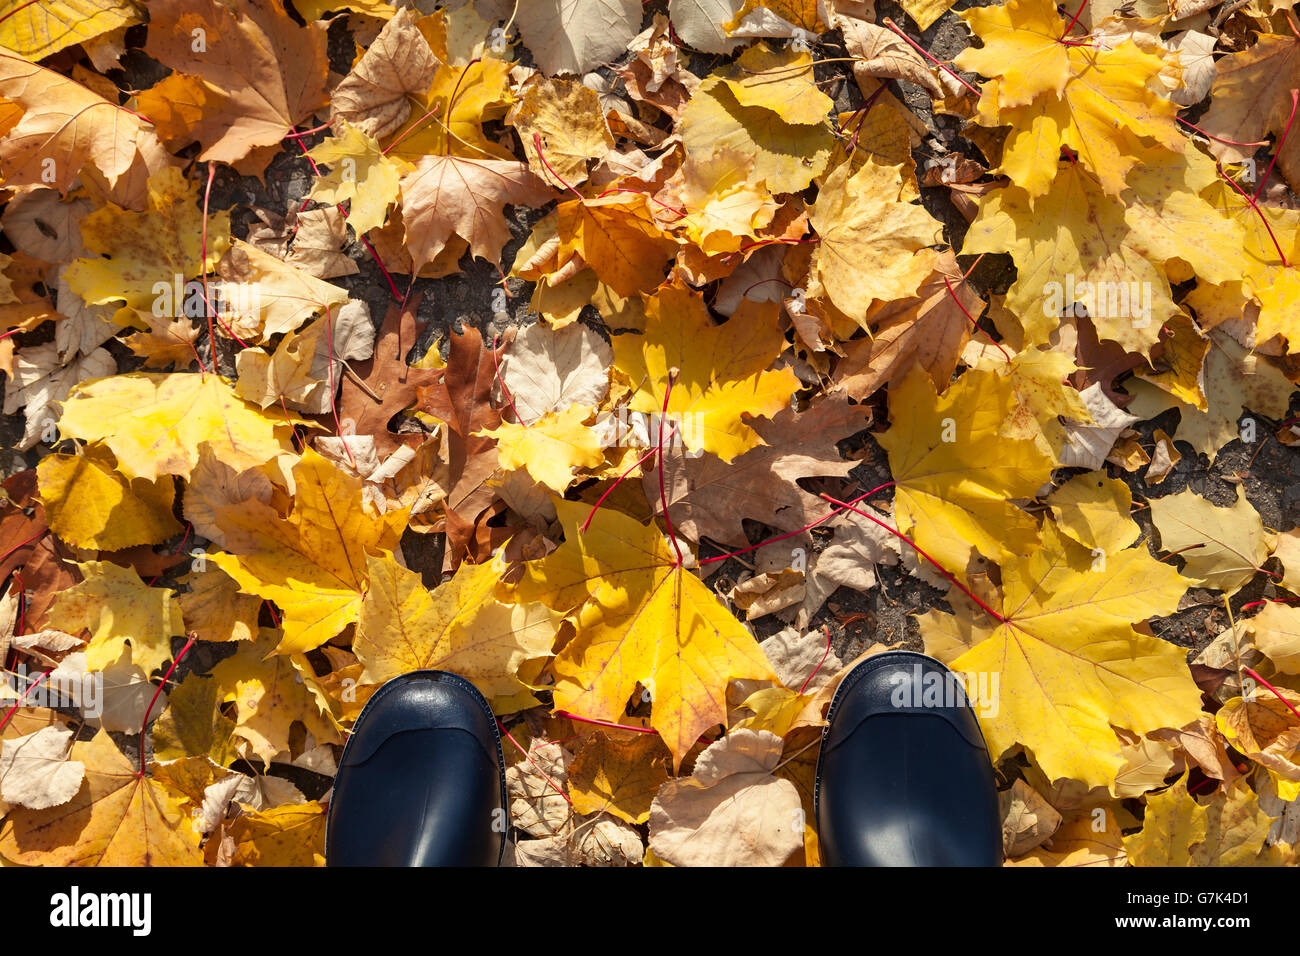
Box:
[808,158,942,318]
[715,43,832,125]
[963,149,1245,355]
[954,0,1073,110]
[293,0,393,19]
[0,49,169,205]
[1191,782,1274,865]
[611,284,799,463]
[228,801,327,867]
[734,686,823,737]
[680,50,835,194]
[176,567,260,644]
[208,448,408,654]
[46,560,185,675]
[899,0,958,31]
[1121,777,1205,866]
[676,148,778,256]
[508,74,614,188]
[388,55,515,162]
[958,0,1184,200]
[0,0,141,60]
[1006,807,1126,866]
[568,732,671,825]
[57,372,301,482]
[135,0,329,164]
[990,346,1092,456]
[939,522,1202,790]
[879,365,1058,572]
[307,121,409,237]
[1047,471,1141,555]
[1252,601,1300,674]
[209,629,342,768]
[1149,488,1269,593]
[1252,271,1300,353]
[1217,688,1300,799]
[151,672,239,766]
[64,165,230,314]
[354,552,559,710]
[0,730,202,866]
[726,0,825,33]
[477,403,604,492]
[505,499,777,771]
[556,191,680,298]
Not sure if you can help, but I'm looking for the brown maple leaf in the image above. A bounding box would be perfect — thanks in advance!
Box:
[137,0,329,164]
[1,470,41,570]
[336,293,439,460]
[415,324,505,569]
[0,51,169,209]
[1,470,79,633]
[646,388,868,547]
[399,155,553,271]
[831,251,980,400]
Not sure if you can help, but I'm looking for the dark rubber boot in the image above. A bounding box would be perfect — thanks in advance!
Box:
[325,671,508,866]
[814,651,1002,866]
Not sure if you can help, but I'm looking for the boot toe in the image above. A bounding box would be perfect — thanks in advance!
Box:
[325,671,507,867]
[815,651,1002,867]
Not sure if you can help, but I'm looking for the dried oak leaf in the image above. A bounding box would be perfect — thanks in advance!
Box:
[338,295,440,459]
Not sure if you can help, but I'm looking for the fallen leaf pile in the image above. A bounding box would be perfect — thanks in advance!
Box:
[4,0,1300,868]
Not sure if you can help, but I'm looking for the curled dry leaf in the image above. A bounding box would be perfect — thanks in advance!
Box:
[0,725,85,810]
[648,729,804,867]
